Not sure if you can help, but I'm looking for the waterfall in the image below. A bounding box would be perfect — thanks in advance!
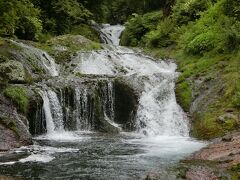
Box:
[31,24,189,137]
[135,75,189,136]
[39,89,64,134]
[71,24,189,136]
[74,87,93,130]
[10,40,59,77]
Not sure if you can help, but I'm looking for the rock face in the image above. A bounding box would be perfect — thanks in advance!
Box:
[26,77,139,135]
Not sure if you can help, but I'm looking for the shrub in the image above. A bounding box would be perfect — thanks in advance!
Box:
[0,0,42,40]
[172,0,213,25]
[233,91,240,108]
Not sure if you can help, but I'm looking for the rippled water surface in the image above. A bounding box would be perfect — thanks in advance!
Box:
[0,132,205,179]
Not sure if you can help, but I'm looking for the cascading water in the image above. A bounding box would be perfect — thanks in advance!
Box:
[39,89,64,134]
[74,87,93,130]
[73,24,189,137]
[100,24,125,45]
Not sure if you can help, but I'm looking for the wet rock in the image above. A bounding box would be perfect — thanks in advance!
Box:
[0,151,30,163]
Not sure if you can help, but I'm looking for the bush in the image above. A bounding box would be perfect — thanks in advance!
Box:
[0,0,42,40]
[4,86,29,114]
[233,91,240,108]
[177,0,240,55]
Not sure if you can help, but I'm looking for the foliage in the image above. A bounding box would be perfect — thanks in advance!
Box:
[144,18,175,47]
[84,0,172,24]
[0,0,42,40]
[233,89,240,108]
[172,0,213,25]
[52,0,92,34]
[121,11,163,46]
[4,86,29,114]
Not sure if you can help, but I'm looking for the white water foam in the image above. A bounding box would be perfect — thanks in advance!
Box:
[128,135,206,157]
[0,145,79,165]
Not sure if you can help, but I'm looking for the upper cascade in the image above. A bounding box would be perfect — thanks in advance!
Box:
[100,24,125,46]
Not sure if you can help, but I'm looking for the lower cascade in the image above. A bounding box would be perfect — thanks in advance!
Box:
[0,25,206,179]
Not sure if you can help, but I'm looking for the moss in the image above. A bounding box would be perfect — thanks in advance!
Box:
[70,24,101,42]
[4,86,29,114]
[75,72,84,78]
[176,81,192,112]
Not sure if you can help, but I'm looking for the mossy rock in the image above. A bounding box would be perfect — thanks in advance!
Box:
[0,60,26,83]
[3,86,29,114]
